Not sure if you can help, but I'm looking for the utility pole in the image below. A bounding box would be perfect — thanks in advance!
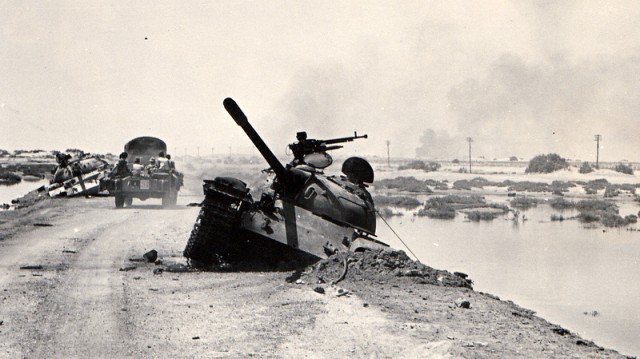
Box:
[197,146,200,157]
[594,134,602,169]
[466,137,473,173]
[386,140,390,167]
[211,147,214,156]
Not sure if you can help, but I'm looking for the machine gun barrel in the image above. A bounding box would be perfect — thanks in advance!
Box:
[322,132,368,145]
[223,98,288,181]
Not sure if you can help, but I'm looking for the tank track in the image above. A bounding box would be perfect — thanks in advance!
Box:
[183,190,243,268]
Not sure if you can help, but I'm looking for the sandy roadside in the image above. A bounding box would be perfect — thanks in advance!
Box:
[0,196,632,358]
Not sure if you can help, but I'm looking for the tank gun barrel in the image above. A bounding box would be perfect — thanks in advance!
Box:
[223,98,288,180]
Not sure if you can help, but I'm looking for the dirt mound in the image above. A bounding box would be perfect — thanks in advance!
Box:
[308,248,472,289]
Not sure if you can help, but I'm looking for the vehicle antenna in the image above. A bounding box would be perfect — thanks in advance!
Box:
[376,211,419,260]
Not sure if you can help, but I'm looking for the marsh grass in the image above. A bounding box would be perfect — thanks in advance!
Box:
[510,196,541,209]
[548,198,576,210]
[0,170,21,185]
[467,211,500,221]
[373,195,421,208]
[417,194,508,220]
[374,176,434,193]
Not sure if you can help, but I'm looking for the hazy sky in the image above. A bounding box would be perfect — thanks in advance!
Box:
[2,1,640,161]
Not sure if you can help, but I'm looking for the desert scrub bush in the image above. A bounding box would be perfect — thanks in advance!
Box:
[509,156,519,161]
[614,163,634,175]
[398,160,441,172]
[574,199,634,227]
[373,195,421,208]
[550,180,574,193]
[424,162,442,172]
[603,186,619,198]
[548,198,576,210]
[506,181,550,193]
[550,214,565,221]
[453,179,472,190]
[510,196,540,209]
[416,207,456,219]
[452,177,499,190]
[425,179,449,190]
[452,158,460,164]
[467,211,500,221]
[579,162,594,174]
[417,194,483,219]
[377,207,403,218]
[398,160,427,171]
[599,212,634,227]
[576,199,618,213]
[426,195,486,207]
[0,170,21,185]
[374,177,433,193]
[525,153,569,174]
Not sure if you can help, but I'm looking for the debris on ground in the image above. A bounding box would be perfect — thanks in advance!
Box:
[312,286,325,294]
[143,250,158,263]
[62,249,78,254]
[307,248,472,289]
[19,265,43,270]
[163,263,190,273]
[119,264,137,272]
[552,327,571,336]
[455,298,471,309]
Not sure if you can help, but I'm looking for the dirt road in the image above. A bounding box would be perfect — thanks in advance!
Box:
[0,196,631,358]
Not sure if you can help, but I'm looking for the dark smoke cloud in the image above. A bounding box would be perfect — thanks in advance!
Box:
[415,129,463,160]
[429,51,640,160]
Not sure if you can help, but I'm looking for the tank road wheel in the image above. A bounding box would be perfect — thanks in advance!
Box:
[124,197,133,207]
[115,195,125,208]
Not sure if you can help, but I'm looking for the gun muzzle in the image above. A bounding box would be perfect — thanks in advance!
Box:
[223,98,249,127]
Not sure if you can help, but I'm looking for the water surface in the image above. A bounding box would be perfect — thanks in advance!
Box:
[377,198,640,356]
[0,180,49,207]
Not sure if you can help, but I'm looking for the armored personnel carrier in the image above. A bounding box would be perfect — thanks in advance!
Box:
[184,98,388,268]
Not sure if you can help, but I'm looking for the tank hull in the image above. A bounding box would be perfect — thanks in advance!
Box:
[184,177,387,269]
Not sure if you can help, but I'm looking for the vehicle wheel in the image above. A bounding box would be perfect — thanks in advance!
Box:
[115,195,125,208]
[125,197,133,207]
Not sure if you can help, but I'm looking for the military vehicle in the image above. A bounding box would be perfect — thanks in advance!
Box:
[48,155,110,198]
[184,98,388,268]
[102,137,183,208]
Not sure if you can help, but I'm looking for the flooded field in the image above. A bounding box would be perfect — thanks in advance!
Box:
[0,180,49,208]
[377,196,640,356]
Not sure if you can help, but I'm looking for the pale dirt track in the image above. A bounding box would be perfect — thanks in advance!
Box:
[0,196,630,358]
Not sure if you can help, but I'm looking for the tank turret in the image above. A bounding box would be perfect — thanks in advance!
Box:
[184,98,387,269]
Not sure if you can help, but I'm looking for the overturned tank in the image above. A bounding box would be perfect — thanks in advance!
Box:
[48,155,110,198]
[184,98,388,268]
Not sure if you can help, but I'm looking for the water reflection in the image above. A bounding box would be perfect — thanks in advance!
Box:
[377,200,640,356]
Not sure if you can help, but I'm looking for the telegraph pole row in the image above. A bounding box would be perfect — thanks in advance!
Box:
[594,134,602,169]
[466,137,473,174]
